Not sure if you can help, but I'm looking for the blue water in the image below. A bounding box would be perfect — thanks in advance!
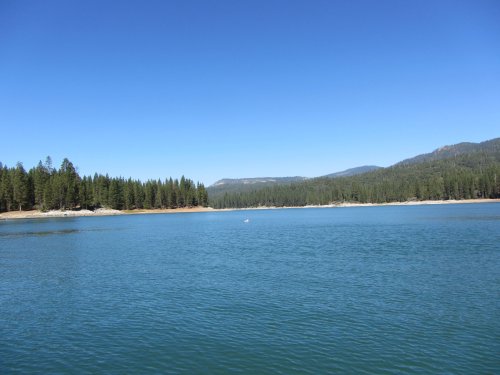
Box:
[1,204,499,374]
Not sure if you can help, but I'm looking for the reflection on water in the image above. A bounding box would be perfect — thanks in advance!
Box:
[0,228,109,239]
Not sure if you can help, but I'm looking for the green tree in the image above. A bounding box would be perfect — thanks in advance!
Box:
[0,165,13,211]
[197,182,208,207]
[13,162,29,211]
[79,176,94,210]
[59,158,79,209]
[144,181,154,209]
[108,178,124,210]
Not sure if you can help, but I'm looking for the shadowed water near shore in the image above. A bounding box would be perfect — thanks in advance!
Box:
[1,204,499,374]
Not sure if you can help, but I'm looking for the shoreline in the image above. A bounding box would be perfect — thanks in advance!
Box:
[1,198,499,221]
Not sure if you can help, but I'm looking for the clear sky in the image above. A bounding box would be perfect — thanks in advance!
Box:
[1,0,499,185]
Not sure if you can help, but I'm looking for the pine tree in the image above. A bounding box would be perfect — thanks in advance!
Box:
[0,165,13,211]
[59,158,79,209]
[154,179,163,208]
[13,162,29,211]
[108,178,123,210]
[197,182,208,207]
[144,181,154,209]
[133,181,144,209]
[79,176,94,210]
[123,178,134,210]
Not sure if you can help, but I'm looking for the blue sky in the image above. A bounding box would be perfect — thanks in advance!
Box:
[1,0,499,185]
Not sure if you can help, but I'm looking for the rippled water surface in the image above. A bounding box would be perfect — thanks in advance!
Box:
[1,204,499,374]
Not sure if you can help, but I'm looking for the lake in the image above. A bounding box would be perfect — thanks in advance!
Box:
[1,204,499,374]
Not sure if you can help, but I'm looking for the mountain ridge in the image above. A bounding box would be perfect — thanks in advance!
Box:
[397,138,500,165]
[322,165,382,178]
[210,165,383,188]
[212,176,306,187]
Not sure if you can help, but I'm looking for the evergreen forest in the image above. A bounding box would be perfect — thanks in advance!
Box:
[2,138,499,213]
[0,157,208,212]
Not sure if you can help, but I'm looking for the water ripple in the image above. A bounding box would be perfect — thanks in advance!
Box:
[1,204,499,374]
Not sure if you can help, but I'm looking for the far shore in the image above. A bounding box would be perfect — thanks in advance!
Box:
[1,198,499,221]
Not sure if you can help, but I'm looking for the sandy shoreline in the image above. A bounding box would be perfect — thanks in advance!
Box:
[1,199,499,221]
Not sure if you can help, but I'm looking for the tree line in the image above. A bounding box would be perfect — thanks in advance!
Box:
[0,157,208,212]
[210,151,500,208]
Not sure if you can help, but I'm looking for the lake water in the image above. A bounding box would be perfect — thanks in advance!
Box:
[1,204,499,374]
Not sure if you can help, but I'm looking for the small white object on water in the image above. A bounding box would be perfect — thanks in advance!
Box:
[243,219,250,223]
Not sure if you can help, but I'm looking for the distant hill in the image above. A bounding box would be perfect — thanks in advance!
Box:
[207,176,307,198]
[208,166,384,198]
[209,137,500,208]
[323,165,382,178]
[212,166,382,186]
[398,138,500,165]
[211,176,306,187]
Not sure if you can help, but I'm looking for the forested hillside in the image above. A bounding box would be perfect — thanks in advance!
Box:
[0,157,208,212]
[210,138,500,208]
[321,165,381,178]
[397,138,500,165]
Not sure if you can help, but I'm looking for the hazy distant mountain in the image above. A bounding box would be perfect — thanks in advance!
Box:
[397,138,500,165]
[210,165,384,189]
[323,165,382,178]
[211,176,306,186]
[209,166,383,196]
[207,176,307,198]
